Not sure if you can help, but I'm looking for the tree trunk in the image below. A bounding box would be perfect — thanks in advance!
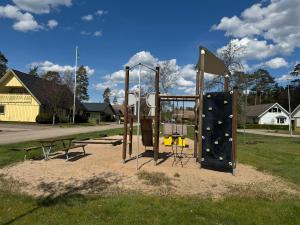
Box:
[52,113,56,126]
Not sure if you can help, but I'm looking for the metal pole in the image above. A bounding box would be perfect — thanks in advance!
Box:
[154,67,160,164]
[288,83,292,136]
[136,64,142,170]
[197,49,205,167]
[122,67,130,163]
[72,46,78,124]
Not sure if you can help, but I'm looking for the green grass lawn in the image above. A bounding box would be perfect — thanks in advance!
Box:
[0,128,299,224]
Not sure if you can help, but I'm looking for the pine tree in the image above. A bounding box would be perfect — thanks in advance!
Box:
[28,66,39,77]
[0,51,8,79]
[113,96,118,104]
[42,71,61,83]
[76,65,89,101]
[103,88,111,103]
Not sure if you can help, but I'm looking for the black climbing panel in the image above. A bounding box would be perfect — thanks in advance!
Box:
[202,92,233,172]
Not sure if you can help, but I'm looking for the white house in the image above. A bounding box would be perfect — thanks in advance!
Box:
[246,103,290,125]
[292,105,300,132]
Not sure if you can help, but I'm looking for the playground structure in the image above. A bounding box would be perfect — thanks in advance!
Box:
[122,46,237,174]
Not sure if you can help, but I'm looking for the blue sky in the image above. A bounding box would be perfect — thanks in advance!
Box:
[0,0,299,102]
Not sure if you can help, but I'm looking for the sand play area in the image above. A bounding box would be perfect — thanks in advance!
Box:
[0,136,298,198]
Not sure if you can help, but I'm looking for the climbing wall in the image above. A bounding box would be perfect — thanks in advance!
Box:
[202,92,234,171]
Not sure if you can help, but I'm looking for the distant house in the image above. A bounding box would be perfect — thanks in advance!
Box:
[0,69,84,123]
[292,105,300,132]
[246,103,290,125]
[83,102,116,123]
[112,104,124,123]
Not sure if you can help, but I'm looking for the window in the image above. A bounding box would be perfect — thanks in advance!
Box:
[272,108,278,113]
[277,117,286,124]
[0,105,4,114]
[278,108,281,113]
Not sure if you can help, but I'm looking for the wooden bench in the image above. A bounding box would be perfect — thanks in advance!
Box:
[60,144,86,160]
[12,145,54,160]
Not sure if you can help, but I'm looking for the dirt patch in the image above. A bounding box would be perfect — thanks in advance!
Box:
[0,136,298,199]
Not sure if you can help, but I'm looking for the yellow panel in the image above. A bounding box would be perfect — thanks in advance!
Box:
[0,103,40,122]
[177,137,186,147]
[3,76,23,87]
[164,136,172,146]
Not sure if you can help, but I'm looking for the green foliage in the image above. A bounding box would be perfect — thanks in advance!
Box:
[0,51,8,79]
[41,71,61,83]
[242,124,289,130]
[35,114,59,124]
[76,65,89,101]
[28,66,39,77]
[290,63,300,76]
[103,87,111,103]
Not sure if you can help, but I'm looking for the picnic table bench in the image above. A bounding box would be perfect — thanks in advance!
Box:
[39,137,86,160]
[12,145,55,160]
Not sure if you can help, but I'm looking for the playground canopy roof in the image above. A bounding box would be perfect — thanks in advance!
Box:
[196,46,229,75]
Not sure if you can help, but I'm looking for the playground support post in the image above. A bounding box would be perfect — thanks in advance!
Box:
[154,66,160,164]
[232,87,238,175]
[197,49,205,167]
[194,68,200,160]
[129,107,133,157]
[122,66,130,163]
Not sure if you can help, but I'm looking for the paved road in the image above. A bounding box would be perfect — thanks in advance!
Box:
[0,124,123,145]
[237,129,300,138]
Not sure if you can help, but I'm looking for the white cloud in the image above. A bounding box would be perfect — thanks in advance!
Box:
[213,0,300,57]
[264,57,288,69]
[81,30,91,35]
[177,77,194,87]
[93,31,102,37]
[0,4,42,32]
[95,10,107,16]
[12,0,72,14]
[276,74,294,82]
[82,14,93,21]
[30,61,95,76]
[47,19,58,29]
[126,51,159,67]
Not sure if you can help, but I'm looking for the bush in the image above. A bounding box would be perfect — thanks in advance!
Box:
[36,114,59,124]
[243,124,289,130]
[75,114,89,123]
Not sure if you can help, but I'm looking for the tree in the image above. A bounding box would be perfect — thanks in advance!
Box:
[76,65,89,101]
[290,63,300,76]
[42,71,61,83]
[206,42,245,91]
[28,66,39,77]
[0,51,8,79]
[145,60,179,94]
[250,69,275,105]
[62,70,74,92]
[103,88,111,103]
[113,96,118,104]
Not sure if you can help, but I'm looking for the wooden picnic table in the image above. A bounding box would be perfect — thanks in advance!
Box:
[39,137,75,160]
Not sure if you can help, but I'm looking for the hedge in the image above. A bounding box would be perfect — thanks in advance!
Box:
[241,124,289,130]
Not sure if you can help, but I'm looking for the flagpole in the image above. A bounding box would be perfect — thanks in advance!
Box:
[72,46,78,124]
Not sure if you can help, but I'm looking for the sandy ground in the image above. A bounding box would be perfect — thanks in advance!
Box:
[0,136,298,198]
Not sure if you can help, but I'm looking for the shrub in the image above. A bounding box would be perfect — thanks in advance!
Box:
[242,124,289,130]
[36,114,59,124]
[75,114,89,123]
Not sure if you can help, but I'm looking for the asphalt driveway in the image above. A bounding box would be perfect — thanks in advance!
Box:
[0,123,123,145]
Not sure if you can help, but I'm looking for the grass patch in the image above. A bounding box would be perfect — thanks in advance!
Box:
[0,127,124,168]
[137,171,172,186]
[0,193,299,225]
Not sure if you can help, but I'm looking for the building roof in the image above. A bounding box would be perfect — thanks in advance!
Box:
[292,104,300,118]
[2,69,84,110]
[246,103,288,118]
[112,104,124,116]
[83,102,115,115]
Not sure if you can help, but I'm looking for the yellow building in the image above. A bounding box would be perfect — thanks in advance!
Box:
[0,69,84,123]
